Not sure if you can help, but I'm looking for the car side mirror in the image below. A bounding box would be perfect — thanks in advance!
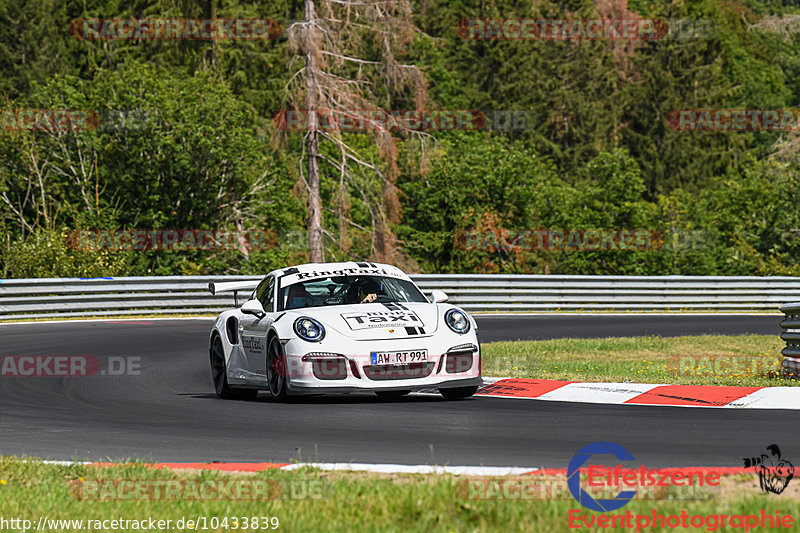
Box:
[241,299,266,318]
[430,290,449,303]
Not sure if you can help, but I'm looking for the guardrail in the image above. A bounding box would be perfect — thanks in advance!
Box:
[1,274,798,320]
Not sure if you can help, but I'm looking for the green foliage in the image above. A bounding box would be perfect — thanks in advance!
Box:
[0,62,302,278]
[2,226,138,278]
[397,133,554,272]
[2,0,800,277]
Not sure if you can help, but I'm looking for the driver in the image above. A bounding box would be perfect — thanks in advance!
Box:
[287,283,312,309]
[358,279,382,303]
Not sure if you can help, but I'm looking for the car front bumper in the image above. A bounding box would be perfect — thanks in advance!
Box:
[287,375,483,394]
[282,336,482,394]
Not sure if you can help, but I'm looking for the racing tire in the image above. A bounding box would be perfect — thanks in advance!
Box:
[267,336,289,402]
[210,335,258,400]
[440,385,478,400]
[375,390,412,399]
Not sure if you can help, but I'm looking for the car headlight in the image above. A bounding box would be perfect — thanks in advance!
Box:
[294,317,326,342]
[444,309,470,334]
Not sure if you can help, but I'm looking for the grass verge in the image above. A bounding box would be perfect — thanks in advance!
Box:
[480,334,797,387]
[0,458,798,532]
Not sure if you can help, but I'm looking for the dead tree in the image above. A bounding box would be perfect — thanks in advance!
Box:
[285,0,429,264]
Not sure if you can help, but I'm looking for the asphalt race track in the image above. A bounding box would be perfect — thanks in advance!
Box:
[0,316,796,468]
[475,313,782,342]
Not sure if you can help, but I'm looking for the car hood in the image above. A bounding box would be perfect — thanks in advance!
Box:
[291,302,440,340]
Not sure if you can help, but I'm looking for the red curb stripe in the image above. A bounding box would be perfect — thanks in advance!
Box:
[90,462,292,472]
[478,379,771,408]
[625,385,764,407]
[528,467,750,476]
[65,462,756,477]
[477,379,573,398]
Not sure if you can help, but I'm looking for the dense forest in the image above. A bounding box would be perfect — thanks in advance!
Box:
[2,0,800,277]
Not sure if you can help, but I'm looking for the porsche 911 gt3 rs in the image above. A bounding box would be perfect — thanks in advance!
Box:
[207,262,482,400]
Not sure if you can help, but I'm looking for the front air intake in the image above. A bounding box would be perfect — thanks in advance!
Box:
[363,362,435,380]
[444,344,477,373]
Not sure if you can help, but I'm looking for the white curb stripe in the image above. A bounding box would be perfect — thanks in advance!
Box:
[281,463,537,475]
[477,378,800,409]
[537,382,663,404]
[726,387,800,409]
[35,459,537,476]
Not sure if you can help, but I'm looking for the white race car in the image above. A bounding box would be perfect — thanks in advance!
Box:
[208,261,482,401]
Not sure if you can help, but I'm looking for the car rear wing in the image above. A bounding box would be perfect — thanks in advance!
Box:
[208,280,260,306]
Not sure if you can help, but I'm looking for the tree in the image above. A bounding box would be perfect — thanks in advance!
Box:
[284,0,428,263]
[0,62,301,277]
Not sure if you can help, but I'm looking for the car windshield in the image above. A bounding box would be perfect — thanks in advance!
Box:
[278,275,428,311]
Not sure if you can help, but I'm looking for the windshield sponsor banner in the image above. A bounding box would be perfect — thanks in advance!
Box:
[281,267,406,286]
[341,310,423,330]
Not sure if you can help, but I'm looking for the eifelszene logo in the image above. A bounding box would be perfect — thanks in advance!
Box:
[567,441,720,512]
[743,444,795,495]
[568,441,637,512]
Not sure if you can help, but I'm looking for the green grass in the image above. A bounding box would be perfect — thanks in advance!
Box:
[0,458,798,532]
[481,334,798,387]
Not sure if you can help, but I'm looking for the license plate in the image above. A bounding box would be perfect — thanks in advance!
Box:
[370,349,428,365]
